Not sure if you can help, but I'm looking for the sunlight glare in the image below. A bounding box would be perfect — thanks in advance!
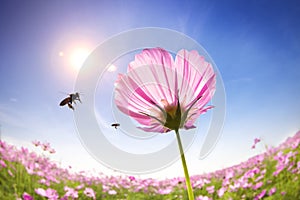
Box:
[107,64,117,72]
[70,48,90,71]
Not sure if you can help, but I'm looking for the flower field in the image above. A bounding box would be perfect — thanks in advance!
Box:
[0,132,299,200]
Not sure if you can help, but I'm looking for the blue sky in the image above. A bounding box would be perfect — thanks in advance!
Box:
[0,0,300,178]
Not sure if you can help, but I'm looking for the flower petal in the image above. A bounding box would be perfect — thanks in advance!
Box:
[128,48,174,72]
[175,49,216,126]
[183,105,214,129]
[129,48,178,103]
[138,124,170,133]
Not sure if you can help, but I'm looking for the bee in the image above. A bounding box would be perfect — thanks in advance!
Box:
[59,92,81,110]
[111,123,120,129]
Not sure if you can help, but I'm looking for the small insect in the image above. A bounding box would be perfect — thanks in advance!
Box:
[59,92,82,110]
[111,123,120,129]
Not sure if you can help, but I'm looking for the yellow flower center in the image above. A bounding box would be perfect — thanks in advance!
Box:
[160,99,182,131]
[161,99,177,119]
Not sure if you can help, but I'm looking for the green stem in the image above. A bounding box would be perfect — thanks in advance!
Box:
[175,129,194,200]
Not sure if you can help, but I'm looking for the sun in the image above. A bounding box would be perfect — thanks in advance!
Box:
[69,48,90,71]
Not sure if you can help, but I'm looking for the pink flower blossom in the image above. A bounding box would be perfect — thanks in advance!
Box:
[273,164,285,176]
[252,138,261,149]
[22,192,33,200]
[196,195,212,200]
[41,142,51,151]
[35,188,59,200]
[49,148,56,154]
[39,178,50,186]
[114,48,216,132]
[253,181,263,190]
[8,169,14,177]
[269,187,276,196]
[75,184,84,190]
[32,140,41,147]
[206,185,215,194]
[254,138,261,144]
[84,187,96,199]
[108,189,117,195]
[0,159,6,168]
[128,175,136,181]
[64,186,78,198]
[35,188,47,197]
[157,187,173,194]
[225,170,234,179]
[255,175,264,182]
[217,187,226,197]
[255,189,266,200]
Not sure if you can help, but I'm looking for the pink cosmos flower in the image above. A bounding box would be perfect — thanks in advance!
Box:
[196,195,212,200]
[255,189,266,200]
[35,188,47,196]
[64,186,78,199]
[22,192,33,200]
[39,178,50,186]
[42,142,51,151]
[217,187,226,197]
[35,188,59,200]
[0,159,6,168]
[253,181,263,190]
[32,140,41,147]
[48,148,56,154]
[114,48,216,132]
[252,138,261,149]
[225,170,234,179]
[8,169,14,177]
[157,187,173,195]
[255,175,264,182]
[273,164,285,176]
[206,185,215,194]
[108,190,117,195]
[268,187,276,196]
[84,187,96,199]
[128,175,136,181]
[254,138,261,144]
[75,184,84,190]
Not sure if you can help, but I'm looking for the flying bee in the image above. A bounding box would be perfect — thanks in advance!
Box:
[111,123,120,129]
[59,92,82,110]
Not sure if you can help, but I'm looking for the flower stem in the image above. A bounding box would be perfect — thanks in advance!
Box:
[175,129,194,200]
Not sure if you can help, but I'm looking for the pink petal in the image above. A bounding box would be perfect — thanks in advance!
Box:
[183,106,214,129]
[35,188,46,197]
[128,48,174,72]
[138,124,169,133]
[175,49,216,110]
